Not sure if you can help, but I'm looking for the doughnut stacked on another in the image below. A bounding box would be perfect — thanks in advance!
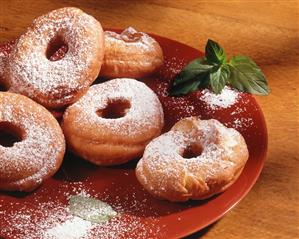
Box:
[62,78,164,165]
[0,92,65,192]
[136,117,249,202]
[6,7,105,109]
[101,27,164,78]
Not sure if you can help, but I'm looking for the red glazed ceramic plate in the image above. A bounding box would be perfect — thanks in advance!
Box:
[0,30,267,239]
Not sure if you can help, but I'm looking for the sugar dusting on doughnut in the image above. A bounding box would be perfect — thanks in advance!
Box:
[0,106,60,181]
[136,117,249,202]
[105,27,154,51]
[0,92,65,191]
[101,27,164,78]
[62,78,164,165]
[7,7,104,108]
[0,52,6,86]
[68,79,163,138]
[0,41,15,90]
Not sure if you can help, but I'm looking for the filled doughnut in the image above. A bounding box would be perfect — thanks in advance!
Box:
[62,78,164,165]
[6,7,105,109]
[0,92,65,192]
[101,27,164,78]
[136,117,249,202]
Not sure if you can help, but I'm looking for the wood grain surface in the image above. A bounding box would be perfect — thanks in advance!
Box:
[0,1,298,238]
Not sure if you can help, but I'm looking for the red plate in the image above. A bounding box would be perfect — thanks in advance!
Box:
[0,31,267,239]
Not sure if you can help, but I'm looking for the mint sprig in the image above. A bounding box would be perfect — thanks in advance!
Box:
[170,39,269,96]
[68,195,117,223]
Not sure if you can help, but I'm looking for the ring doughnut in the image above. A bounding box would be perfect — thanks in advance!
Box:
[6,7,105,109]
[136,117,249,202]
[0,92,65,192]
[62,78,164,165]
[101,27,164,78]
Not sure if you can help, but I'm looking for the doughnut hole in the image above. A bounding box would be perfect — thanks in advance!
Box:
[0,122,25,147]
[97,99,131,119]
[181,142,203,159]
[46,34,68,61]
[0,81,8,91]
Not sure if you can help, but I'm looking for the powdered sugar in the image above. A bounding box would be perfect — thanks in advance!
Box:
[45,216,93,239]
[136,118,248,201]
[0,41,14,88]
[0,93,65,191]
[63,78,164,144]
[0,181,163,239]
[232,117,254,130]
[200,86,240,110]
[0,52,6,81]
[102,27,163,78]
[7,7,103,108]
[105,27,155,53]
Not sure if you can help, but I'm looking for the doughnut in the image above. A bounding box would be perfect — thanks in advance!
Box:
[101,27,164,78]
[136,117,249,202]
[62,78,164,165]
[6,7,105,109]
[0,92,65,192]
[0,41,15,91]
[0,50,8,90]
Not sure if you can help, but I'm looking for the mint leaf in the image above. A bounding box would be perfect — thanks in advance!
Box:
[68,195,117,223]
[228,55,269,95]
[210,65,230,94]
[169,40,269,96]
[172,58,213,87]
[170,75,205,96]
[205,39,226,64]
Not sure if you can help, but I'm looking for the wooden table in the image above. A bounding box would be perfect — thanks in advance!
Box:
[0,1,298,238]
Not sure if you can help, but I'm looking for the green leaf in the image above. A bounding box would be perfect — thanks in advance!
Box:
[169,40,269,97]
[68,195,117,224]
[205,39,227,64]
[170,77,202,96]
[228,55,269,95]
[172,58,213,87]
[209,65,230,94]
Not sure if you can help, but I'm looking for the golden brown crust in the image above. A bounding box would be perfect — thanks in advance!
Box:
[101,27,164,78]
[0,92,65,192]
[136,117,249,202]
[6,7,105,109]
[62,78,164,165]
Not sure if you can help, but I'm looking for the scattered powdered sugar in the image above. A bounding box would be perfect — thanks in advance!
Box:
[230,106,245,115]
[8,7,103,106]
[232,117,254,130]
[0,181,163,239]
[0,200,71,239]
[155,81,170,97]
[44,216,93,239]
[160,56,186,82]
[200,86,240,110]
